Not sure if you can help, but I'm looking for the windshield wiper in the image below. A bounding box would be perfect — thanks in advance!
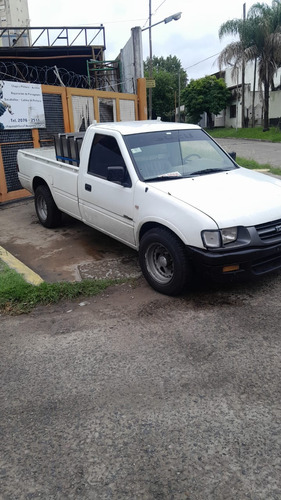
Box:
[145,175,182,182]
[189,168,231,177]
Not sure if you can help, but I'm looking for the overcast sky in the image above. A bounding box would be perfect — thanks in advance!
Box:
[28,0,273,80]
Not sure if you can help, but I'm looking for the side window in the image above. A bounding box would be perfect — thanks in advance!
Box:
[88,133,126,179]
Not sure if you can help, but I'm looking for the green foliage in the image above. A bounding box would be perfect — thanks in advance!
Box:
[235,157,280,173]
[181,76,231,126]
[144,55,187,86]
[0,260,123,314]
[207,126,281,142]
[148,69,177,120]
[144,55,187,120]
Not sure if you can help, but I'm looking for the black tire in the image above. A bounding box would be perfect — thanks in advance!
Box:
[35,185,62,228]
[139,227,191,295]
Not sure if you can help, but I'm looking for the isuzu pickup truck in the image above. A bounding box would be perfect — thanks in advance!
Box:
[17,120,281,295]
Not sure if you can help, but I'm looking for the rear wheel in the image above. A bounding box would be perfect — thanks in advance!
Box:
[139,227,191,295]
[35,185,62,228]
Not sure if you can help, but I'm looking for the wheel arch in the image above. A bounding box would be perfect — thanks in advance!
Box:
[138,221,186,249]
[33,176,50,194]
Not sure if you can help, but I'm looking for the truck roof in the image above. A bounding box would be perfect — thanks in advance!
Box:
[87,120,201,135]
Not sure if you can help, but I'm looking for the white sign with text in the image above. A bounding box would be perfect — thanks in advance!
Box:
[0,81,46,130]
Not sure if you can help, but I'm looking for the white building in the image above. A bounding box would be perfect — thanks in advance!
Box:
[0,0,30,46]
[214,62,281,129]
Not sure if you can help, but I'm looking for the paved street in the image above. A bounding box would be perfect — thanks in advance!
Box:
[215,138,281,168]
[1,273,281,499]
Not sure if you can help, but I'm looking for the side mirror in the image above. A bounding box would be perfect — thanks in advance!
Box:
[107,166,126,184]
[107,166,132,187]
[229,151,236,161]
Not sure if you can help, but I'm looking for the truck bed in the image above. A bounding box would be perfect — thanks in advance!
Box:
[18,147,81,220]
[19,147,79,171]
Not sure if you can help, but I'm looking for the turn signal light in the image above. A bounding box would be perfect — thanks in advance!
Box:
[222,264,240,273]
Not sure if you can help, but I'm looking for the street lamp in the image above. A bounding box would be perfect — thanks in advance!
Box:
[142,11,182,32]
[142,5,182,120]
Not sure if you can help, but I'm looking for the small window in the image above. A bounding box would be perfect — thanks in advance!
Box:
[88,133,126,179]
[230,105,236,118]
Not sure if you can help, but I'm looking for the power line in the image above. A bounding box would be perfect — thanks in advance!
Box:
[153,0,167,15]
[142,0,167,30]
[184,52,221,71]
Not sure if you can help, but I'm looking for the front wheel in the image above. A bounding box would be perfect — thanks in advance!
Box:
[139,228,191,295]
[35,185,62,228]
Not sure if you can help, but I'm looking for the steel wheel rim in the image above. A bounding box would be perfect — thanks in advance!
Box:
[37,194,48,221]
[145,242,174,284]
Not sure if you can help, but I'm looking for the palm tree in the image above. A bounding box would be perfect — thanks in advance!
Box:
[218,16,258,128]
[218,1,281,131]
[248,1,281,130]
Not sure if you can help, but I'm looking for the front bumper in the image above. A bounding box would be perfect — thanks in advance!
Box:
[186,242,281,280]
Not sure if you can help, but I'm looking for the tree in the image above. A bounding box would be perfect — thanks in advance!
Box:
[181,75,231,127]
[218,0,281,130]
[218,15,259,128]
[144,55,187,120]
[248,0,281,130]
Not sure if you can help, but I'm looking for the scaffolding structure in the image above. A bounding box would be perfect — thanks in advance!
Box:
[87,59,121,92]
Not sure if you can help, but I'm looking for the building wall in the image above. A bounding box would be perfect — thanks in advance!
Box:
[119,27,144,94]
[0,0,30,47]
[0,0,29,25]
[220,63,281,128]
[269,91,281,120]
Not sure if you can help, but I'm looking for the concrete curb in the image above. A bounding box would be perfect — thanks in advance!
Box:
[0,246,44,286]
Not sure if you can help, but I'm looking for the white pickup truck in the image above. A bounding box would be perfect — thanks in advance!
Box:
[17,120,281,295]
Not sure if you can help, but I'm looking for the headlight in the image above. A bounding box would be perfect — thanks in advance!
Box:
[221,227,238,245]
[201,230,221,248]
[202,227,238,248]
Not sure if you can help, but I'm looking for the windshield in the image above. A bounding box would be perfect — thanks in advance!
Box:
[124,129,237,181]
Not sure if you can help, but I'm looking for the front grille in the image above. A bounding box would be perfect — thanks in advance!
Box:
[255,218,281,243]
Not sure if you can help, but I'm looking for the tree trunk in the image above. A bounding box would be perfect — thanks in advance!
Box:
[263,75,270,131]
[251,57,257,128]
[207,112,213,128]
[242,58,245,128]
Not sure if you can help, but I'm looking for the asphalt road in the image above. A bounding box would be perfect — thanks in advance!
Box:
[215,138,281,168]
[1,272,281,499]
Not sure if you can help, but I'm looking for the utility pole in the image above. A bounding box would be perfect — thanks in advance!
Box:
[143,5,181,120]
[148,0,153,120]
[178,71,181,123]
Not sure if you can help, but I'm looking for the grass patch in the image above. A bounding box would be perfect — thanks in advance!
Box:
[0,260,122,314]
[236,156,281,176]
[207,126,281,142]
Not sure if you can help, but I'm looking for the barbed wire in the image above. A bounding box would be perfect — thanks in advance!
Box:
[0,61,127,91]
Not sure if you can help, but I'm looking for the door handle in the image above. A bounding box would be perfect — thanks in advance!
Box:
[85,183,92,192]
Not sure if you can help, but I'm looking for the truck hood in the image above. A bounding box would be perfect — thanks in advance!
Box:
[148,168,281,227]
